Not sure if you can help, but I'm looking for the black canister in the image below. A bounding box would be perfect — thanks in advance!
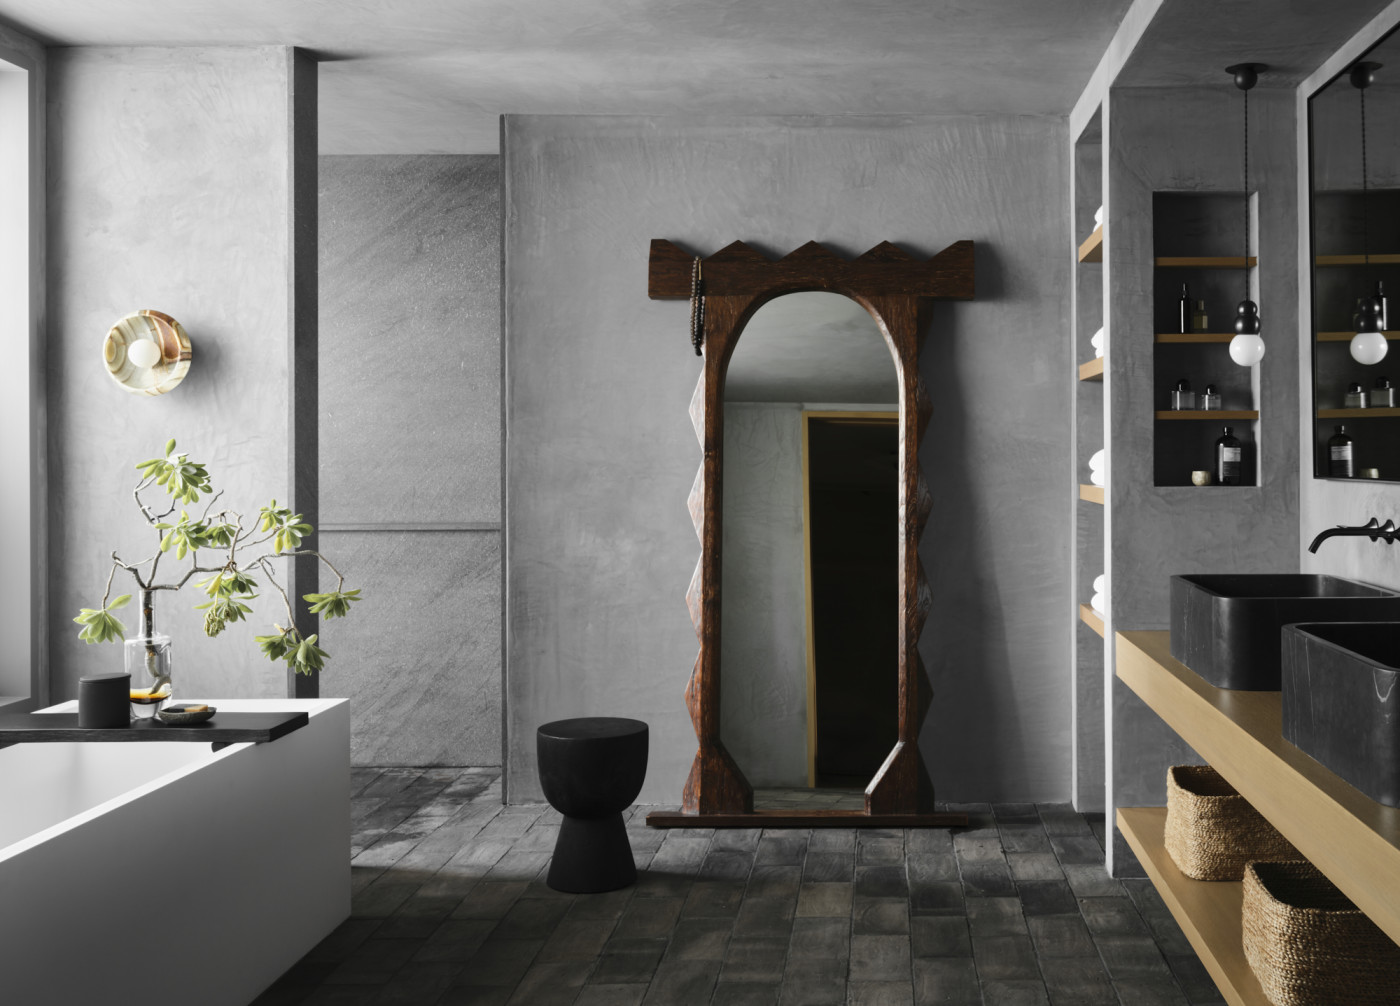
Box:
[79,672,131,728]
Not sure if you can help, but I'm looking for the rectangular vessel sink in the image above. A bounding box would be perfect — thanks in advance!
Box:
[1282,622,1400,807]
[1169,574,1400,690]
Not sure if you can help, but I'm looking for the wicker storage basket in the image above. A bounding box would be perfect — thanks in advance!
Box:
[1242,860,1400,1005]
[1164,764,1297,880]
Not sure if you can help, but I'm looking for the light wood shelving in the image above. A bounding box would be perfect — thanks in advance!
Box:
[1155,332,1235,343]
[1154,410,1259,421]
[1079,483,1104,504]
[1316,407,1400,419]
[1316,330,1400,342]
[1078,358,1104,381]
[1078,603,1104,637]
[1118,807,1270,1006]
[1315,253,1400,266]
[1116,629,1400,947]
[1078,225,1103,263]
[1155,256,1257,268]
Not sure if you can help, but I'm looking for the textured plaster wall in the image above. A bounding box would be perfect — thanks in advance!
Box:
[317,155,503,766]
[1105,87,1301,870]
[503,114,1072,805]
[719,403,808,788]
[46,47,301,702]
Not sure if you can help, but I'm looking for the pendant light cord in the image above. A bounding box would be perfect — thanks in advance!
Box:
[1243,84,1250,302]
[1361,83,1371,274]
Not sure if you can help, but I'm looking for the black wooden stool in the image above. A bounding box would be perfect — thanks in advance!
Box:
[536,717,649,893]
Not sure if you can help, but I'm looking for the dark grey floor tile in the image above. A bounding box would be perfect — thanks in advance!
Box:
[325,938,423,985]
[1016,880,1078,917]
[568,888,635,921]
[1141,911,1195,959]
[721,937,788,983]
[640,958,721,1004]
[454,938,545,986]
[1048,836,1104,866]
[966,898,1026,938]
[910,880,965,916]
[683,881,746,918]
[1038,956,1116,1005]
[789,917,852,962]
[302,987,385,1005]
[795,882,853,918]
[849,934,912,982]
[910,916,972,958]
[352,878,421,920]
[906,829,954,855]
[1077,897,1150,938]
[849,980,915,1004]
[700,850,757,882]
[437,986,514,1006]
[306,919,383,963]
[1110,978,1190,1005]
[711,829,762,852]
[712,982,781,1005]
[859,840,907,866]
[981,979,1050,1006]
[959,857,1017,898]
[993,805,1041,825]
[573,985,647,1006]
[453,881,529,920]
[854,897,911,935]
[807,829,857,853]
[756,835,809,866]
[505,959,593,1005]
[613,895,683,939]
[734,895,796,939]
[748,865,802,900]
[1061,864,1121,898]
[857,865,910,898]
[589,938,667,984]
[1025,916,1097,959]
[373,961,463,1004]
[804,852,855,882]
[666,917,733,961]
[972,933,1040,981]
[907,853,960,883]
[494,894,574,940]
[412,919,497,963]
[1166,953,1220,1004]
[778,975,847,1005]
[996,825,1051,854]
[1094,934,1173,980]
[911,956,980,1006]
[539,917,618,961]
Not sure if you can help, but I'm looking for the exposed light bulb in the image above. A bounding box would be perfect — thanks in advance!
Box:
[1351,330,1389,366]
[125,339,161,369]
[1229,299,1264,367]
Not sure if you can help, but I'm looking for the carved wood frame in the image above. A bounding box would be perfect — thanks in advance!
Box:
[645,239,975,826]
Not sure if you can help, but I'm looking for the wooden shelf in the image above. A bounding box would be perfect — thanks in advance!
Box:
[1155,256,1257,268]
[1079,483,1104,504]
[1116,630,1400,947]
[1316,330,1400,342]
[1079,603,1104,637]
[1078,357,1103,381]
[1078,225,1103,263]
[1155,410,1259,421]
[1317,407,1400,419]
[1118,807,1269,1006]
[1316,253,1400,266]
[1155,332,1235,343]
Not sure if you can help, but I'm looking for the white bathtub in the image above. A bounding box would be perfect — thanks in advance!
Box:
[0,698,350,1005]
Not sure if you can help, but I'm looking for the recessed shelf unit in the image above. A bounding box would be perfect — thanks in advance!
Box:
[1152,193,1261,488]
[1316,330,1400,341]
[1078,358,1103,381]
[1316,253,1400,265]
[1079,484,1104,504]
[1317,407,1400,418]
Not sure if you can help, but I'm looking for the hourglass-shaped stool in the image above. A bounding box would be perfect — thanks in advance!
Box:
[536,717,649,893]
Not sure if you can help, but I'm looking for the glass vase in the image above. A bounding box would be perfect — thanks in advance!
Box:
[125,589,172,719]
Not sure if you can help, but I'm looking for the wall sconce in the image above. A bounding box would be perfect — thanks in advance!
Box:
[102,310,192,396]
[1227,63,1266,368]
[1350,61,1389,366]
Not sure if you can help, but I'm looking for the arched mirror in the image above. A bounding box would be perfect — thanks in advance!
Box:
[643,238,975,827]
[720,292,899,811]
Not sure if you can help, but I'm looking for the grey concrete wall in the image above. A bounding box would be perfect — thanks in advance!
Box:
[504,114,1072,805]
[0,22,45,710]
[317,155,503,766]
[1105,86,1301,870]
[719,402,808,788]
[46,47,303,702]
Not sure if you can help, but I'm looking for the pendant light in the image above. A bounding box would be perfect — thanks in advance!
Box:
[1227,63,1266,367]
[1350,61,1389,366]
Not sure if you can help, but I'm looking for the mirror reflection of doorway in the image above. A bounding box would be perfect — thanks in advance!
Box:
[803,413,899,790]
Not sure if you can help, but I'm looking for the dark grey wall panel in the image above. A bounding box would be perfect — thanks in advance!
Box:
[503,114,1072,805]
[317,529,501,766]
[319,155,501,524]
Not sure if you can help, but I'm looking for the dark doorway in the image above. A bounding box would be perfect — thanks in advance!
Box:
[806,415,900,789]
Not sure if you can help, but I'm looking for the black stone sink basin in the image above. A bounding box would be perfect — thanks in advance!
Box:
[1282,622,1400,807]
[1169,574,1400,690]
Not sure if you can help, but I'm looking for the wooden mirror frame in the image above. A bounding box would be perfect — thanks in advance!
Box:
[645,239,975,828]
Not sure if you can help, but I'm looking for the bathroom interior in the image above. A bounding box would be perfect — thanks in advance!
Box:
[6,0,1400,1003]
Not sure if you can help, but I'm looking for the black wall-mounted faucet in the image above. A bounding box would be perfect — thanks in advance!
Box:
[1307,517,1399,553]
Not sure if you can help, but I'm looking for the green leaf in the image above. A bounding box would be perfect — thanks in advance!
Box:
[109,594,132,610]
[165,438,176,457]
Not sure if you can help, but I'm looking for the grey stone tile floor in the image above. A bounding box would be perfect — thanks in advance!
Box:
[250,767,1225,1006]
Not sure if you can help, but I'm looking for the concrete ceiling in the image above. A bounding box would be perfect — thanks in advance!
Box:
[724,292,898,404]
[0,0,1135,154]
[1115,0,1394,88]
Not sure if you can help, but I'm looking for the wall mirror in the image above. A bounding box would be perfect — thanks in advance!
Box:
[643,238,974,827]
[1309,25,1400,481]
[720,291,899,811]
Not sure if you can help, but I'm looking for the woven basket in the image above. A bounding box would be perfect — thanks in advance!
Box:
[1164,765,1297,880]
[1243,860,1400,1005]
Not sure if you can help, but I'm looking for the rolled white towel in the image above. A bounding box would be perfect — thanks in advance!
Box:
[1090,328,1104,349]
[1093,205,1104,227]
[1088,449,1105,471]
[1095,345,1104,359]
[1092,574,1105,594]
[1089,469,1105,487]
[1090,592,1105,615]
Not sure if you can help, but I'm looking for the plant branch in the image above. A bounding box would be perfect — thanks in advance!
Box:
[248,549,345,591]
[258,557,299,630]
[149,563,225,591]
[102,554,144,603]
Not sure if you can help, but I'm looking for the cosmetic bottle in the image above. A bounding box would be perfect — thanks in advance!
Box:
[1379,281,1389,331]
[1170,378,1196,411]
[1328,425,1354,478]
[1178,284,1190,335]
[1373,377,1395,408]
[1345,381,1368,409]
[1201,384,1221,410]
[1192,300,1209,332]
[1215,427,1242,486]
